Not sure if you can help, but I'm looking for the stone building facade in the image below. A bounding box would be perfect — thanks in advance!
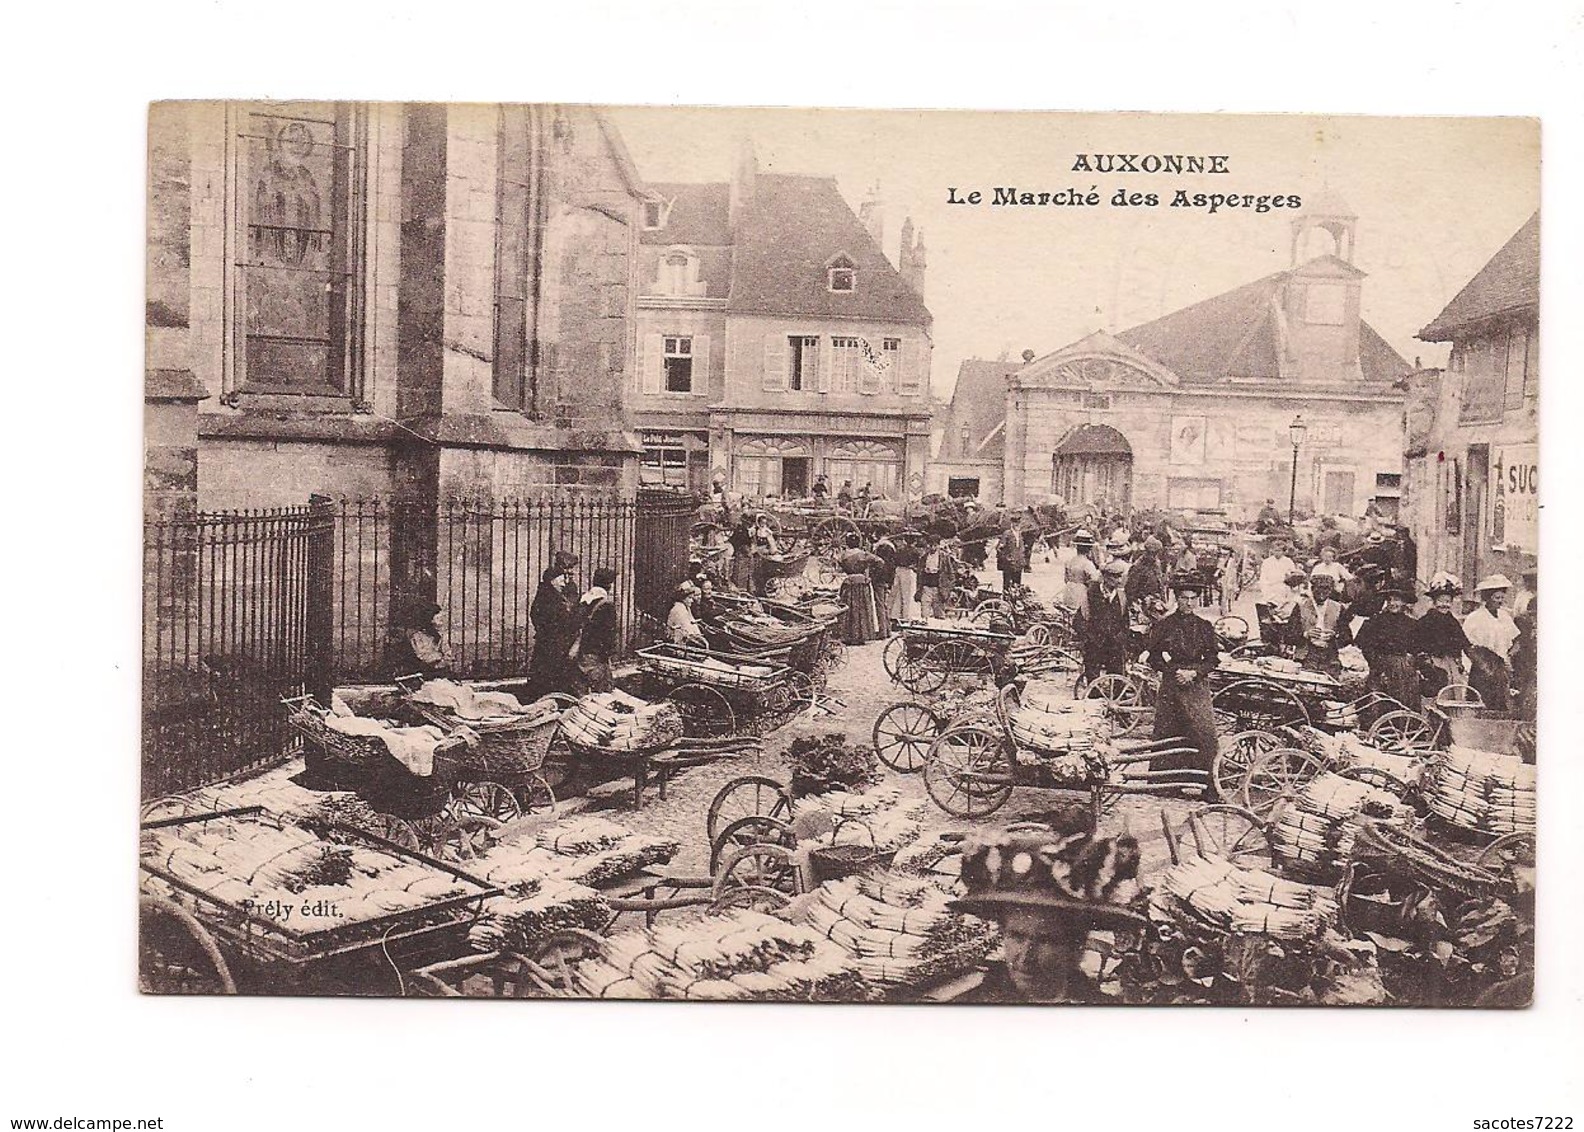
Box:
[1402,212,1538,592]
[1002,199,1411,521]
[631,146,934,501]
[924,357,1019,503]
[145,101,650,517]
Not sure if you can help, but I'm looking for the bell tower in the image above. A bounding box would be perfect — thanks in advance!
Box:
[1290,184,1358,265]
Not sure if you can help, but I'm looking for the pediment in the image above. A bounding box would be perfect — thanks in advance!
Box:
[1012,331,1181,390]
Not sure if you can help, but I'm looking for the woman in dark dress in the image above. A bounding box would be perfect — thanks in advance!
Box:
[870,537,897,637]
[528,566,576,694]
[1352,585,1420,708]
[836,532,884,644]
[1415,574,1470,698]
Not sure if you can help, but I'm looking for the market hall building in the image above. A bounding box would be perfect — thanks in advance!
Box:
[999,197,1412,520]
[630,143,934,500]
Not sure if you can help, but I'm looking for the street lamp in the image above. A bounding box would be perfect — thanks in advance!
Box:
[1287,413,1307,526]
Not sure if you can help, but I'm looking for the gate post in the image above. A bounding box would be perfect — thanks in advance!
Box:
[305,493,336,705]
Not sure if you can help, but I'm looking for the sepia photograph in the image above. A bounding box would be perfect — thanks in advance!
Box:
[138,102,1540,1009]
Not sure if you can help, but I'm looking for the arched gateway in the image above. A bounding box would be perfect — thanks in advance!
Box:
[1052,423,1132,509]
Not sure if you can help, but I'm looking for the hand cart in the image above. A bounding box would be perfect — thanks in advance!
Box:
[635,641,811,737]
[882,619,1018,695]
[139,806,499,996]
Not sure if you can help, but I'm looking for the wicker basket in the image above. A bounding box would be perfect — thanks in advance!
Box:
[283,697,392,782]
[404,703,561,777]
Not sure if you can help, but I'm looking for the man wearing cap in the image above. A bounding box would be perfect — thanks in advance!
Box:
[951,810,1144,1003]
[997,521,1026,594]
[1062,529,1101,616]
[1357,530,1394,581]
[1125,535,1165,609]
[1352,584,1419,707]
[1075,559,1132,686]
[1142,573,1221,776]
[1256,497,1283,534]
[1463,575,1519,712]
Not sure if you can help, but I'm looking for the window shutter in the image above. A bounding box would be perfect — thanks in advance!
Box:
[641,334,663,394]
[898,338,923,395]
[818,337,833,393]
[693,335,710,396]
[762,334,787,391]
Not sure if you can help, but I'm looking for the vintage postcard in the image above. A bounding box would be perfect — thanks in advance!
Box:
[141,104,1537,1006]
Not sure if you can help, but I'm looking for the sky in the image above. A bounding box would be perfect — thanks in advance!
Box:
[605,108,1539,399]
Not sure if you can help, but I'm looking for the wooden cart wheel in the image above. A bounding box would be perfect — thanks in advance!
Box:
[780,670,817,718]
[371,812,422,851]
[1022,622,1052,647]
[1176,804,1271,867]
[973,598,1013,623]
[812,516,862,554]
[823,636,846,672]
[1367,709,1442,756]
[666,682,737,739]
[1084,673,1148,738]
[1239,746,1327,820]
[872,701,943,774]
[715,842,801,894]
[431,811,502,862]
[139,894,237,995]
[709,814,797,876]
[455,780,523,825]
[1476,831,1536,892]
[881,635,908,681]
[706,775,793,845]
[1211,730,1283,805]
[709,884,793,914]
[923,726,1015,818]
[1212,678,1310,735]
[899,644,951,695]
[512,772,557,816]
[526,928,606,997]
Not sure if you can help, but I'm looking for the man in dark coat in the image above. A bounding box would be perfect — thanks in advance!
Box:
[1076,559,1133,685]
[1142,573,1221,775]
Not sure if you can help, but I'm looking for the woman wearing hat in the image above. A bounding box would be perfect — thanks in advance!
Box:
[394,597,453,676]
[1415,573,1471,696]
[1142,572,1221,776]
[528,565,576,694]
[571,566,620,693]
[665,582,708,648]
[1352,584,1419,707]
[1463,575,1519,712]
[951,813,1144,1003]
[1061,529,1101,616]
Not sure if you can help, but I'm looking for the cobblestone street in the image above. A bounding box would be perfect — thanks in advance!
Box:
[614,565,1203,880]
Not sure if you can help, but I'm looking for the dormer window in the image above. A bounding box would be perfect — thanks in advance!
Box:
[643,200,666,230]
[827,255,857,293]
[660,252,690,295]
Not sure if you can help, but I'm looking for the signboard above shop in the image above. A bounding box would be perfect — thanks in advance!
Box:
[1491,443,1538,553]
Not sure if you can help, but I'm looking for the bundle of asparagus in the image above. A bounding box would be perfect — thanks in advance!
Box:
[1157,854,1336,941]
[142,816,476,926]
[1007,698,1106,758]
[557,691,684,753]
[801,788,928,855]
[466,877,611,952]
[798,873,997,988]
[537,817,633,855]
[577,912,870,1002]
[1427,746,1536,836]
[1272,771,1411,875]
[718,615,809,649]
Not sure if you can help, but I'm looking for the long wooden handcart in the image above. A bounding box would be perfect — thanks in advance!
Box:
[634,642,811,737]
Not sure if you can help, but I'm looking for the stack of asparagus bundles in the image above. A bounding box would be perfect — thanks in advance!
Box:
[558,691,684,753]
[1008,697,1107,775]
[574,911,871,1001]
[801,787,929,855]
[1427,746,1536,836]
[141,815,477,925]
[464,817,681,951]
[145,760,331,824]
[799,872,997,989]
[1272,771,1412,877]
[1156,854,1338,942]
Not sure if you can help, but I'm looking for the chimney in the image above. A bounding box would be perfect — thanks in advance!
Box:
[858,181,884,251]
[900,224,927,300]
[728,137,758,231]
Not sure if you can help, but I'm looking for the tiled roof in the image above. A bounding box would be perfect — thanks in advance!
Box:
[1418,211,1539,341]
[728,174,931,324]
[642,182,732,247]
[1116,257,1409,384]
